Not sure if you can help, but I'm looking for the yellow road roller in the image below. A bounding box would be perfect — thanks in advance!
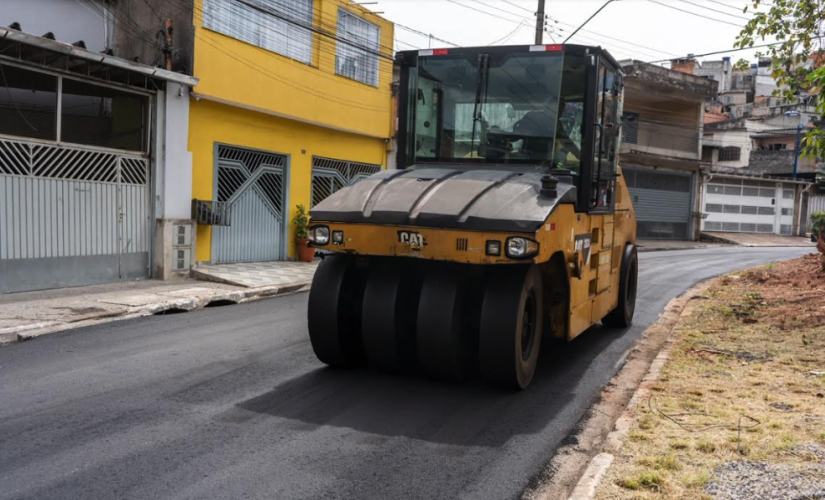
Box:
[307,44,637,389]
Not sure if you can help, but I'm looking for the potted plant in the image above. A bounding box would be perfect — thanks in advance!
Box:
[810,211,825,243]
[292,204,315,262]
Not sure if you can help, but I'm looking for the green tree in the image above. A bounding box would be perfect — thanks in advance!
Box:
[733,58,750,71]
[736,0,825,161]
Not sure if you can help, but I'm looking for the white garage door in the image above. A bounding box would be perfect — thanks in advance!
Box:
[703,178,795,235]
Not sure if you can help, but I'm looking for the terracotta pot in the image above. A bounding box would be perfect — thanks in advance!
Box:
[296,237,315,263]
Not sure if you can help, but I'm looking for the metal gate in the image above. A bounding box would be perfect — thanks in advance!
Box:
[311,157,382,206]
[623,167,693,240]
[211,145,287,263]
[0,137,150,293]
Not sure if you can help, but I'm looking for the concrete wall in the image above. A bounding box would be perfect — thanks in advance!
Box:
[111,0,194,73]
[192,0,395,140]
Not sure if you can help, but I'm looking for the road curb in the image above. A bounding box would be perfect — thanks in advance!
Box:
[525,280,713,500]
[0,280,312,345]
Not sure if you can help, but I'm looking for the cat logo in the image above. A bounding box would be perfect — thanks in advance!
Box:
[398,231,427,249]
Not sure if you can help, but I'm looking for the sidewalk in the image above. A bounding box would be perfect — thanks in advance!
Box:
[637,240,730,252]
[702,231,817,248]
[0,261,318,346]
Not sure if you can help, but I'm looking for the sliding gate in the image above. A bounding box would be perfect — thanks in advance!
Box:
[0,137,151,293]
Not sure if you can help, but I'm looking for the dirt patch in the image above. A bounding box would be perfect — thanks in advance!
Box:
[594,255,825,499]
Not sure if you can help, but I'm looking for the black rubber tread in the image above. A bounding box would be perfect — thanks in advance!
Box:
[361,261,419,372]
[602,245,638,328]
[416,265,471,381]
[478,265,544,390]
[307,255,367,367]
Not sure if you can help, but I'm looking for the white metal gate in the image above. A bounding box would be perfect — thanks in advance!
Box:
[703,178,794,235]
[211,145,287,263]
[0,137,151,293]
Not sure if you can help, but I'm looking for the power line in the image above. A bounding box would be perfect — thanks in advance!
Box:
[489,21,529,45]
[444,0,524,24]
[644,0,744,27]
[673,0,751,20]
[498,0,535,14]
[647,42,783,63]
[464,0,535,23]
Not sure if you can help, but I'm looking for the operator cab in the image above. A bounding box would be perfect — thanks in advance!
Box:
[396,44,624,213]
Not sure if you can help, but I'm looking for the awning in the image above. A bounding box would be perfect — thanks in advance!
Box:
[0,26,198,89]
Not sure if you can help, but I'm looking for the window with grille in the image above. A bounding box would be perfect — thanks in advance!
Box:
[336,9,380,86]
[718,146,741,162]
[781,208,793,216]
[203,0,314,64]
[783,189,794,199]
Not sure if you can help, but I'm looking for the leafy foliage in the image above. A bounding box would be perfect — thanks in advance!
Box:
[736,0,825,161]
[733,58,751,71]
[292,204,309,239]
[811,210,825,235]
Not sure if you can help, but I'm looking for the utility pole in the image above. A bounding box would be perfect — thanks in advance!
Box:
[535,0,546,45]
[164,19,174,71]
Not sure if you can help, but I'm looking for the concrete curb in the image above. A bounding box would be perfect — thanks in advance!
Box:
[523,281,713,500]
[1,280,312,345]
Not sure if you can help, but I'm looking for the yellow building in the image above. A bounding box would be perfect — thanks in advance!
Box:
[189,0,395,263]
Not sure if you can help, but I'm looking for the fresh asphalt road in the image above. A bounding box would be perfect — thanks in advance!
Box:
[0,247,812,500]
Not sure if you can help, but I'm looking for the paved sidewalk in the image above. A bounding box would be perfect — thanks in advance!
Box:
[0,261,317,345]
[192,261,319,288]
[637,239,729,252]
[703,231,817,247]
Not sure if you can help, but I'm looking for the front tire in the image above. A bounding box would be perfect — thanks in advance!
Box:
[478,266,544,390]
[602,245,638,328]
[307,255,367,367]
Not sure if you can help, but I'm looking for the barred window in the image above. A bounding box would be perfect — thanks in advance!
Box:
[336,9,380,86]
[203,0,314,64]
[718,146,741,162]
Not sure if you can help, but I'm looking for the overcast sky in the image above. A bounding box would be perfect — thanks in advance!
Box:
[370,0,773,67]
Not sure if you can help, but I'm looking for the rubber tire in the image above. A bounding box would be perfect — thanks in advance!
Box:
[602,245,638,328]
[416,265,470,380]
[361,261,419,372]
[478,265,544,390]
[307,255,366,367]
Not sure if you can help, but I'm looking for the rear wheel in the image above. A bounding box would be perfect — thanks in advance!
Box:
[361,261,420,372]
[307,255,367,367]
[478,266,544,390]
[602,245,638,328]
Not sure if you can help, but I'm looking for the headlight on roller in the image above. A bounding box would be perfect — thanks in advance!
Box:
[309,226,330,245]
[506,237,539,259]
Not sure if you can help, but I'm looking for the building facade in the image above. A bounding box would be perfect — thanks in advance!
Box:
[0,7,197,293]
[619,61,717,240]
[189,0,395,264]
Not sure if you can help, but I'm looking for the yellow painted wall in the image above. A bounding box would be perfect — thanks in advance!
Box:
[192,0,395,139]
[189,99,387,262]
[189,0,395,262]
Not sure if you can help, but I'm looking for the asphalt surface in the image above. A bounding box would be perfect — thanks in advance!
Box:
[0,247,812,500]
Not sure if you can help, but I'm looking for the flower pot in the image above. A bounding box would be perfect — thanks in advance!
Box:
[296,237,315,263]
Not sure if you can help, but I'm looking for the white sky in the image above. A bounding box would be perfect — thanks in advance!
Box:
[368,0,775,67]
